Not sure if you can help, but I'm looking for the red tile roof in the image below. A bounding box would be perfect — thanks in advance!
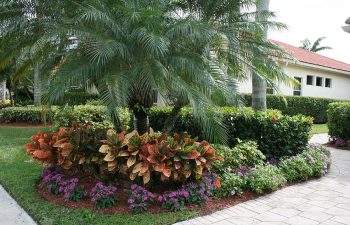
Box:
[271,40,350,73]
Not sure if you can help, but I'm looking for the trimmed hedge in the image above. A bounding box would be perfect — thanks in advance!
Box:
[327,102,350,139]
[1,105,312,158]
[0,107,54,124]
[149,107,312,158]
[242,94,346,124]
[56,90,99,106]
[53,105,132,130]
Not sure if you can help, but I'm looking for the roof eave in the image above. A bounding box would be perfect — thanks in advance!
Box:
[279,59,350,76]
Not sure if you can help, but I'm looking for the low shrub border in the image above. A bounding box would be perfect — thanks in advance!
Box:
[2,105,312,158]
[149,107,312,158]
[0,106,54,124]
[242,94,347,124]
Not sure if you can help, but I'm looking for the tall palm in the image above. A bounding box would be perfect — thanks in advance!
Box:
[176,0,293,112]
[300,37,332,52]
[0,0,77,106]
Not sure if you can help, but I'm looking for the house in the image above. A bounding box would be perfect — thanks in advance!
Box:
[343,17,350,33]
[0,81,7,101]
[239,40,350,100]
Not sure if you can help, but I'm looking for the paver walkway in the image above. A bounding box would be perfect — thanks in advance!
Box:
[175,135,350,225]
[0,185,36,225]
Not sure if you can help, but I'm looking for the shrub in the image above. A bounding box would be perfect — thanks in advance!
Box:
[0,106,54,124]
[246,165,286,194]
[278,144,331,182]
[213,141,265,174]
[149,107,312,159]
[242,94,347,123]
[90,182,118,209]
[0,99,11,109]
[278,155,313,182]
[53,105,131,131]
[56,90,99,106]
[24,124,106,170]
[26,126,221,184]
[127,184,154,213]
[215,173,246,197]
[327,102,350,140]
[99,130,221,184]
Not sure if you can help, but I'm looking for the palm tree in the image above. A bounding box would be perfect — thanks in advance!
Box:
[0,0,77,106]
[171,0,292,113]
[300,37,332,52]
[1,0,291,144]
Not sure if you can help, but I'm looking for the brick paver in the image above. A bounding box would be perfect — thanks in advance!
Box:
[174,136,350,225]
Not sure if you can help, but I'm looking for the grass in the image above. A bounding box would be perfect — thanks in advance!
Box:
[0,126,199,225]
[310,124,329,135]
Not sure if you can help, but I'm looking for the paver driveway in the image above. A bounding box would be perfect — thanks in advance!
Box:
[175,147,350,225]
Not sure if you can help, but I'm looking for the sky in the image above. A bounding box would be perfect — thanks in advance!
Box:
[268,0,350,64]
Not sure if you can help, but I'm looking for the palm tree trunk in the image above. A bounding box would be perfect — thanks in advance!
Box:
[252,74,267,111]
[132,109,149,135]
[34,63,41,107]
[252,0,270,112]
[163,101,183,134]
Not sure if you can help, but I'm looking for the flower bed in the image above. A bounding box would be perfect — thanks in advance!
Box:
[24,124,331,215]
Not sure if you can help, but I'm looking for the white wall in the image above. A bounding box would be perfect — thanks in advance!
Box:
[238,63,350,100]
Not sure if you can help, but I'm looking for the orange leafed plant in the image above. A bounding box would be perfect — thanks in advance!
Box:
[99,129,222,184]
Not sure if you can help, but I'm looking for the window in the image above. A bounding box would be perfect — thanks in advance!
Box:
[293,77,302,96]
[266,85,274,94]
[316,77,323,87]
[325,78,332,88]
[306,75,314,85]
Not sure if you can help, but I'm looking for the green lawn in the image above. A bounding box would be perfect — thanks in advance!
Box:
[0,126,199,225]
[310,124,329,135]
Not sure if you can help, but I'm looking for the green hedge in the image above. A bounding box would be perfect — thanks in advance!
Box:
[242,94,346,124]
[1,105,312,158]
[0,107,54,124]
[53,105,132,130]
[149,107,312,158]
[327,102,350,139]
[56,90,99,106]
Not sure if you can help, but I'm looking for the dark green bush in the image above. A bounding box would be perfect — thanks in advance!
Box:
[242,94,346,124]
[0,107,54,124]
[327,102,350,139]
[149,107,312,158]
[213,141,266,174]
[53,105,132,130]
[56,90,99,106]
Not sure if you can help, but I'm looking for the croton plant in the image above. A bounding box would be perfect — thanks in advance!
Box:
[24,125,222,184]
[99,129,222,184]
